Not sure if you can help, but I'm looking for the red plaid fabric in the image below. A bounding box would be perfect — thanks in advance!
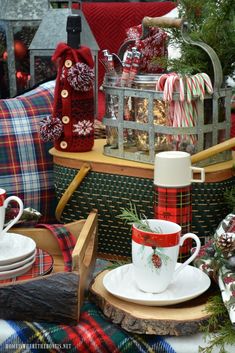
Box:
[37,224,76,271]
[0,249,53,284]
[154,186,192,259]
[0,81,56,223]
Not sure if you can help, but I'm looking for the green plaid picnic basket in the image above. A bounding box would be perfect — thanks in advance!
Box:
[51,139,235,261]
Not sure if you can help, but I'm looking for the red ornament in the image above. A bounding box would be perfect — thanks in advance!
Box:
[2,51,8,61]
[14,40,28,60]
[2,40,28,61]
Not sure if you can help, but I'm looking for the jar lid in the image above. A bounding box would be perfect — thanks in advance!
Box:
[103,74,121,86]
[133,74,162,83]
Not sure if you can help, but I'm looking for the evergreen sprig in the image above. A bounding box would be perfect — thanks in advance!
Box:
[167,0,235,79]
[117,202,161,233]
[199,295,235,353]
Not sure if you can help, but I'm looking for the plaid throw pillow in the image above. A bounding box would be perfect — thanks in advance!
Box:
[0,81,56,223]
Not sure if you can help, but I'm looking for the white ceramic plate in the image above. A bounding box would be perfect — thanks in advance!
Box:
[0,250,36,271]
[0,257,36,280]
[103,263,211,306]
[0,232,36,265]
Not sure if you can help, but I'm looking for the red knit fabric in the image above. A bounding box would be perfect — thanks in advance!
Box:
[81,2,176,87]
[52,43,95,152]
[80,2,176,120]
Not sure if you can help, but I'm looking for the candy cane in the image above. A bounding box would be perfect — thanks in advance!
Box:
[194,74,205,100]
[156,73,169,91]
[185,76,193,103]
[171,75,185,102]
[165,75,177,101]
[191,75,200,98]
[200,73,213,94]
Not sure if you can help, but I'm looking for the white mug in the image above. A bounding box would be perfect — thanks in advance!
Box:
[132,219,201,293]
[0,188,24,237]
[154,151,205,187]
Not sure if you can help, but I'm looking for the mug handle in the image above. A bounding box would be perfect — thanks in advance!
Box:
[1,196,24,236]
[174,233,201,277]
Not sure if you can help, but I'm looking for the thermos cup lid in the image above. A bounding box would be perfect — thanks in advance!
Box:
[154,151,193,187]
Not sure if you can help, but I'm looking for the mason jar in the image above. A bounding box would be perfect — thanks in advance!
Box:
[133,74,168,152]
[103,74,120,147]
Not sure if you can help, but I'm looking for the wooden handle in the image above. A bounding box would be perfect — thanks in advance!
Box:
[191,138,235,164]
[72,209,98,311]
[142,16,183,29]
[55,162,91,221]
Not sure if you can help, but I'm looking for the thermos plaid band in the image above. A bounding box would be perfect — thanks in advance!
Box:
[154,186,192,255]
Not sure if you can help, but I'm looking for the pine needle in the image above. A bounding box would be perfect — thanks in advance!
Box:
[199,294,235,353]
[117,202,162,233]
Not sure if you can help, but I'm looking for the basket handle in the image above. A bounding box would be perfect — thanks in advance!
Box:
[142,17,183,30]
[141,16,223,90]
[55,162,91,222]
[191,137,235,165]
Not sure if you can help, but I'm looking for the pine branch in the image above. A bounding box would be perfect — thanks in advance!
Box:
[199,294,235,353]
[168,0,235,78]
[117,202,161,233]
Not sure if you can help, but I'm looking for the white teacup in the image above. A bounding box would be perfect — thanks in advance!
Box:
[0,188,24,237]
[132,219,201,293]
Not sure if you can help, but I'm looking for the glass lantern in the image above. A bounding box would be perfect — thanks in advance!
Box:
[0,0,48,98]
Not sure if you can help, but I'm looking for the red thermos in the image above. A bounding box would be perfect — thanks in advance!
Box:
[154,151,205,260]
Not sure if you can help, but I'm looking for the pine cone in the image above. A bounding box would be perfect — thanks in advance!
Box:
[216,233,234,255]
[152,253,162,268]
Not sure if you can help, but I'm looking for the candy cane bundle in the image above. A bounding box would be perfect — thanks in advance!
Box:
[156,72,213,152]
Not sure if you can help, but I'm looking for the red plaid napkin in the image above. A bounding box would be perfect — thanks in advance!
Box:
[37,224,77,272]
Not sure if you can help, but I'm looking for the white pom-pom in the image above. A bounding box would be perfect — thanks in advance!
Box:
[40,116,63,142]
[65,62,95,91]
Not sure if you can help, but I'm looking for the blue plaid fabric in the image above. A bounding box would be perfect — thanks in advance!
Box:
[0,258,177,353]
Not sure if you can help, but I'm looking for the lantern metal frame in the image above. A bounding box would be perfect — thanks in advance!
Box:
[0,0,48,97]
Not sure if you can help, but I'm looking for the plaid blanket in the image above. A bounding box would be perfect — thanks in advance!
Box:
[0,81,56,223]
[0,301,176,353]
[0,226,176,353]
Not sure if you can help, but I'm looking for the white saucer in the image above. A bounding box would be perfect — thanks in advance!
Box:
[0,232,36,265]
[103,263,211,306]
[0,257,35,280]
[0,250,36,271]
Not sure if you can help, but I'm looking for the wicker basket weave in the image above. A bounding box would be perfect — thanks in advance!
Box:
[54,160,235,260]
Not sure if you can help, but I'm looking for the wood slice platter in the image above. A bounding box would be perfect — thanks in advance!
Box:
[90,269,217,336]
